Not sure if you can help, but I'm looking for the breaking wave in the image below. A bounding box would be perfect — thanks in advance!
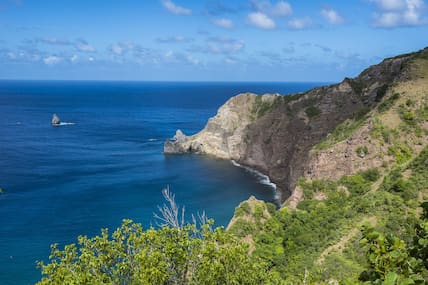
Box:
[230,160,277,192]
[56,122,75,126]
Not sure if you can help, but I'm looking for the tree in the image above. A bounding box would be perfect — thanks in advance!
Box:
[358,224,425,284]
[37,189,278,284]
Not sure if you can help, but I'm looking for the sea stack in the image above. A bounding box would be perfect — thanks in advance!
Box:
[51,114,61,126]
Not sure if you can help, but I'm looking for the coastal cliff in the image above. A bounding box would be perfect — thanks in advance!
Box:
[164,47,428,202]
[164,93,280,159]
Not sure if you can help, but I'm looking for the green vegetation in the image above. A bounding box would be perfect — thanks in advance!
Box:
[356,146,369,157]
[360,168,380,182]
[359,222,427,284]
[378,92,400,113]
[37,189,279,285]
[375,84,389,102]
[37,220,277,285]
[252,92,313,120]
[278,92,305,104]
[314,105,370,150]
[315,117,366,150]
[305,105,321,118]
[0,188,3,194]
[36,49,428,285]
[251,95,275,120]
[388,143,412,164]
[242,147,428,283]
[234,201,251,217]
[348,78,366,95]
[370,119,397,144]
[382,146,428,201]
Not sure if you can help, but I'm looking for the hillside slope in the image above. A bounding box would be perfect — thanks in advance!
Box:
[165,48,427,201]
[226,48,428,283]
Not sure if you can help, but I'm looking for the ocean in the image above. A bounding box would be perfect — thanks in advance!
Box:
[0,80,323,284]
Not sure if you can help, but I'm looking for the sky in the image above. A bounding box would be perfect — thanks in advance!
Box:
[0,0,427,82]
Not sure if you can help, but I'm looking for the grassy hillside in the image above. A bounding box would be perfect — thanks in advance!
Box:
[228,48,428,284]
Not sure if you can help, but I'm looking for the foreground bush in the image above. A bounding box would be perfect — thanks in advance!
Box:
[37,189,277,284]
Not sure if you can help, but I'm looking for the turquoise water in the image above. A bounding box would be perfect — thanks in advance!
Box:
[0,81,323,284]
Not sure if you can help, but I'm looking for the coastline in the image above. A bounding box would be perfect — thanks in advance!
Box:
[230,160,281,205]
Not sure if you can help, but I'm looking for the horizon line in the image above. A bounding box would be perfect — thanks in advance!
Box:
[0,78,334,84]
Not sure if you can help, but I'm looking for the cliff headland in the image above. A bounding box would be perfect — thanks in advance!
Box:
[165,47,428,203]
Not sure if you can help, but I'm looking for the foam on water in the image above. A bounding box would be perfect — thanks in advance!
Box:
[56,122,75,126]
[230,160,279,201]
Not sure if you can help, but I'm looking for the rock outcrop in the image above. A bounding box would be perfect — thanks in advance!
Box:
[51,114,61,126]
[164,48,428,202]
[164,93,280,160]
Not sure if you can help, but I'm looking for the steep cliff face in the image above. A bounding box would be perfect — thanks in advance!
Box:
[164,93,280,160]
[165,48,427,202]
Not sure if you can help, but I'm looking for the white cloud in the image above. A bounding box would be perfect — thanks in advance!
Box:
[111,44,124,55]
[212,18,234,29]
[375,12,402,26]
[371,0,427,27]
[109,42,135,56]
[43,55,62,65]
[162,0,192,15]
[38,37,71,45]
[189,37,245,55]
[321,8,344,24]
[163,51,201,65]
[75,41,96,52]
[156,35,193,43]
[70,55,78,63]
[251,1,292,17]
[288,17,312,29]
[272,1,292,16]
[207,37,245,54]
[7,52,17,59]
[225,57,238,64]
[371,0,407,11]
[185,55,200,65]
[248,12,276,29]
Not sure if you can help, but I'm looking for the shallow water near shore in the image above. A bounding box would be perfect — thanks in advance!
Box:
[0,80,323,284]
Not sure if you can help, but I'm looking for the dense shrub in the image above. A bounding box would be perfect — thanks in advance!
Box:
[37,220,276,285]
[355,146,369,157]
[305,105,321,118]
[378,93,400,113]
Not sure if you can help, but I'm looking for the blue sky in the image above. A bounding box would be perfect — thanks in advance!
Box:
[0,0,427,81]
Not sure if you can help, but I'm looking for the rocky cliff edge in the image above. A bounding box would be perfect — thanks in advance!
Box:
[164,47,428,203]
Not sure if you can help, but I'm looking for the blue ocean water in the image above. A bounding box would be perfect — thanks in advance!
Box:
[0,80,323,284]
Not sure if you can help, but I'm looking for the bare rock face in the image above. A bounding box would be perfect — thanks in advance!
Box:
[164,93,280,159]
[51,114,61,126]
[164,49,421,202]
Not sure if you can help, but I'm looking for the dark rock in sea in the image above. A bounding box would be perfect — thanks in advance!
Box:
[51,114,61,126]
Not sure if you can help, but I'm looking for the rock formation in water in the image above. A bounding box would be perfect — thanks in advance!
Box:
[51,114,61,126]
[164,47,428,202]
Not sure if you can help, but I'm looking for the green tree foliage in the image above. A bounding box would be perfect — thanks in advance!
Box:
[305,105,321,118]
[37,189,278,284]
[37,220,277,285]
[359,224,425,284]
[411,202,428,272]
